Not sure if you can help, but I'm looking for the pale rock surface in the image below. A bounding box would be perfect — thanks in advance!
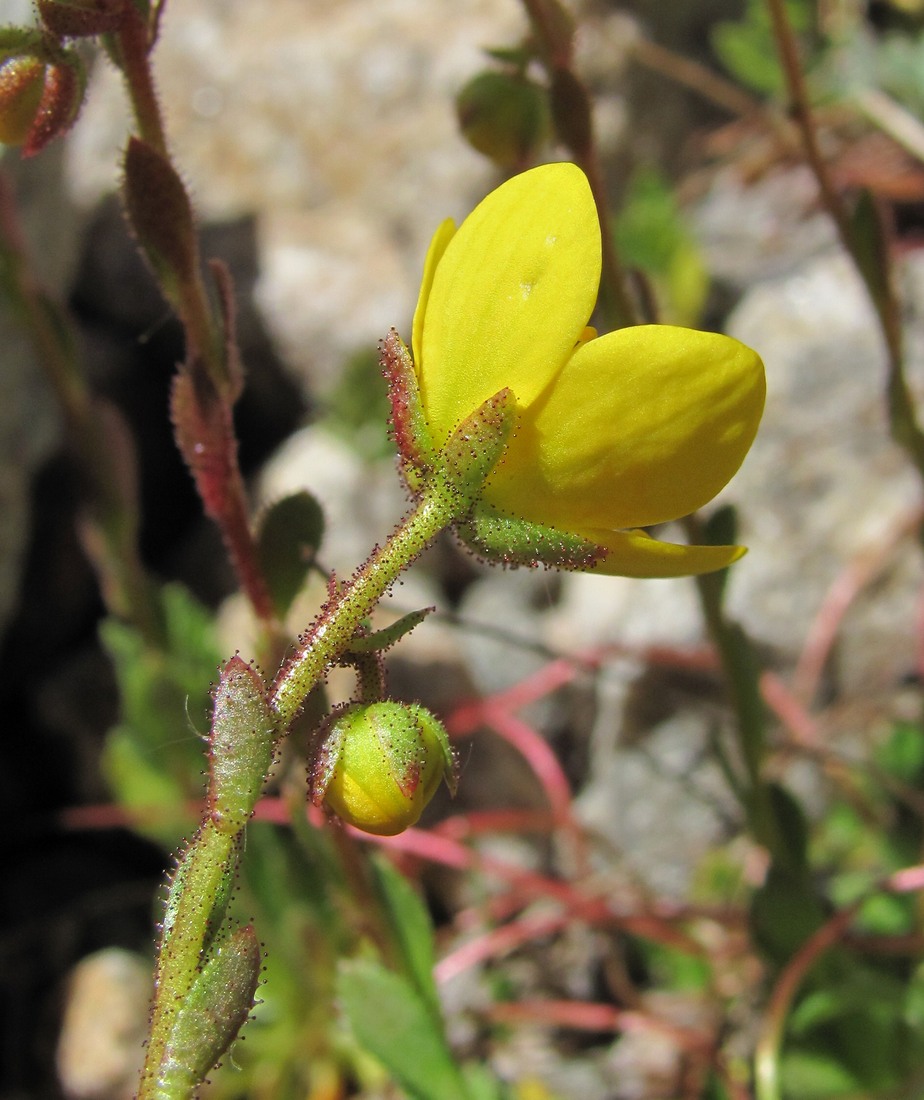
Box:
[56,948,150,1100]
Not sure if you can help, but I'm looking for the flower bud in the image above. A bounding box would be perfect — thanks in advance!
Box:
[0,55,45,146]
[311,702,456,836]
[0,38,85,156]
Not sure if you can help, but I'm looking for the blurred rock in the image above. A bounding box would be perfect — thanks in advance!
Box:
[56,948,150,1100]
[65,0,530,390]
[727,246,924,697]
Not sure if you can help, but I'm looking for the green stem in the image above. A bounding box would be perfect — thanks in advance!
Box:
[271,474,461,729]
[138,475,462,1098]
[138,822,238,1098]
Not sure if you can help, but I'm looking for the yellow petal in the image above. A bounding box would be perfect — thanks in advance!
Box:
[417,161,601,447]
[489,325,765,530]
[412,217,456,372]
[580,527,747,578]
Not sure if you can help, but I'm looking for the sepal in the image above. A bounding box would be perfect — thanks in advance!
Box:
[381,328,435,490]
[438,386,517,510]
[456,500,605,571]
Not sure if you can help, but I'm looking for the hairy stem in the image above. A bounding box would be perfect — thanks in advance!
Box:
[271,473,462,729]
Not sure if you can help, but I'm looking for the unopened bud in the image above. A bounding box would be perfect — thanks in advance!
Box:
[311,701,456,836]
[0,39,85,156]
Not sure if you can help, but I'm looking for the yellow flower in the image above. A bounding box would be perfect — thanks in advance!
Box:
[408,162,765,577]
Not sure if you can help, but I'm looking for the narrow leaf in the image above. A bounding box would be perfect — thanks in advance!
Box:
[370,855,441,1017]
[156,925,261,1093]
[346,607,433,655]
[338,959,470,1100]
[123,136,198,300]
[208,656,277,834]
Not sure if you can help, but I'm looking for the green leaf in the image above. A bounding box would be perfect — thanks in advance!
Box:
[456,69,551,170]
[327,346,394,461]
[875,721,924,782]
[370,856,440,1016]
[905,961,924,1029]
[100,583,222,846]
[750,861,826,965]
[780,1049,861,1099]
[785,963,924,1091]
[208,656,277,834]
[461,1062,508,1100]
[612,166,708,324]
[338,959,470,1100]
[257,490,325,618]
[711,0,813,97]
[346,607,434,655]
[102,728,193,843]
[157,925,261,1093]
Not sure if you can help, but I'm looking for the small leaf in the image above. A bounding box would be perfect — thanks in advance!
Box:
[157,925,261,1093]
[123,136,199,301]
[850,188,894,320]
[779,1050,861,1099]
[208,656,277,834]
[100,584,222,845]
[456,70,550,170]
[370,855,441,1017]
[750,861,826,965]
[346,607,433,655]
[257,491,324,618]
[338,959,470,1100]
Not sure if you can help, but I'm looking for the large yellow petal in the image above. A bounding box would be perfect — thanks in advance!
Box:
[579,527,747,578]
[412,217,455,372]
[417,161,601,448]
[489,325,765,530]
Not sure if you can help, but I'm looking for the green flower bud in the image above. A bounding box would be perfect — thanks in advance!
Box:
[311,702,456,837]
